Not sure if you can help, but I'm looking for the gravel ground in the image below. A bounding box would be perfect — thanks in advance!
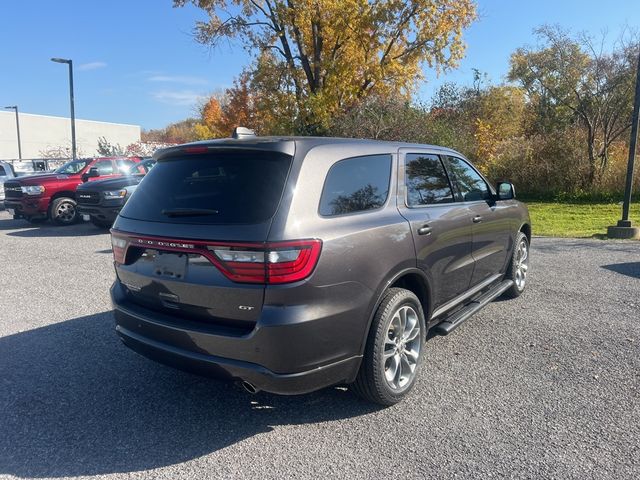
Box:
[0,209,638,480]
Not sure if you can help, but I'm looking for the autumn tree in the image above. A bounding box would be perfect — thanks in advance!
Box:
[195,74,258,138]
[221,74,255,132]
[194,96,225,139]
[175,0,477,132]
[142,118,201,144]
[509,26,639,185]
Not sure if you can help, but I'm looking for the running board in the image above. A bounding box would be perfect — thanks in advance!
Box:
[432,279,514,335]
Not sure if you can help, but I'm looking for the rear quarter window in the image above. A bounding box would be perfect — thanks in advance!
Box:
[319,154,392,216]
[119,151,292,224]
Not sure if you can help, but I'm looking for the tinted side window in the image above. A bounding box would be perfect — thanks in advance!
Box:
[94,160,114,175]
[446,156,491,202]
[0,166,6,176]
[405,154,454,206]
[319,155,391,216]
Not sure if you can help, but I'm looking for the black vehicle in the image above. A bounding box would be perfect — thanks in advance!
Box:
[110,129,531,405]
[77,158,155,228]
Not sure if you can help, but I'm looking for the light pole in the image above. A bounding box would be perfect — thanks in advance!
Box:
[3,105,22,159]
[608,49,640,240]
[51,57,77,159]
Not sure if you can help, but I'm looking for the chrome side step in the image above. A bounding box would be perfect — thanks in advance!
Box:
[432,279,514,335]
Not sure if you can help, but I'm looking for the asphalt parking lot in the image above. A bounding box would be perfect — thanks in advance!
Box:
[0,209,638,480]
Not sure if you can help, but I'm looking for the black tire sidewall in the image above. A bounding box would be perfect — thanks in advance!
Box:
[365,289,427,405]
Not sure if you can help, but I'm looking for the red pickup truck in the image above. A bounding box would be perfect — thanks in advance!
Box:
[3,157,141,225]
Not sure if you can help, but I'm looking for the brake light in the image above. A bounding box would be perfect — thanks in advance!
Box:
[209,240,322,284]
[110,230,322,285]
[183,146,209,154]
[111,231,129,264]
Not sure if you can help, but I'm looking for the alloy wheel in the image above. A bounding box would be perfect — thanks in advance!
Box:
[383,305,421,390]
[56,202,76,223]
[514,239,529,291]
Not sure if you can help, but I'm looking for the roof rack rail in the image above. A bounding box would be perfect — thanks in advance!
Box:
[232,126,256,139]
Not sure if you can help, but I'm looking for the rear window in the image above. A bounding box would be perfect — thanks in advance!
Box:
[319,154,392,216]
[119,151,292,224]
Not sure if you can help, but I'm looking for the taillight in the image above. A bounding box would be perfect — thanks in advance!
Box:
[110,230,321,285]
[209,240,322,284]
[110,231,129,264]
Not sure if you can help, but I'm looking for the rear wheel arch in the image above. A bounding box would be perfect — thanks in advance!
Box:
[359,268,432,356]
[51,190,77,202]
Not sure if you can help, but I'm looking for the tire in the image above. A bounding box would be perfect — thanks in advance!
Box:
[352,288,426,406]
[49,197,78,226]
[502,232,529,298]
[90,216,112,229]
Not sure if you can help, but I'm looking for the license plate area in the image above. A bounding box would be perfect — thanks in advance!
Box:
[153,252,188,279]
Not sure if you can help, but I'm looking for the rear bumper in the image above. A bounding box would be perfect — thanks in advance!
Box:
[111,281,367,395]
[116,323,361,394]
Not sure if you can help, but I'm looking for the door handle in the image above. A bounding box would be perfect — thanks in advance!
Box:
[417,225,432,236]
[472,215,483,223]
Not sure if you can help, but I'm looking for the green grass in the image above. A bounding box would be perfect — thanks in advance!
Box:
[526,201,640,238]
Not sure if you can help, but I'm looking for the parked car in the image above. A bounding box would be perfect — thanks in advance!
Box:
[3,157,141,225]
[0,161,17,206]
[110,130,531,405]
[76,158,156,228]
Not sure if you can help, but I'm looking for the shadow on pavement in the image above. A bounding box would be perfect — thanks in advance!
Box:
[0,217,107,237]
[601,262,640,279]
[0,312,379,478]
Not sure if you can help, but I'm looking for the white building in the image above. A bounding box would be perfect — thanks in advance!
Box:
[0,111,141,159]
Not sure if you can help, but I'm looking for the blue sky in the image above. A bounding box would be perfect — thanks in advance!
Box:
[1,1,637,130]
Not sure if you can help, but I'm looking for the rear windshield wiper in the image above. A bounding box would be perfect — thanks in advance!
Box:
[161,208,220,217]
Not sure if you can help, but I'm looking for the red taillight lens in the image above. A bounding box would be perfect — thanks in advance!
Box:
[183,146,209,154]
[209,240,322,284]
[110,231,129,264]
[266,240,322,284]
[110,230,321,285]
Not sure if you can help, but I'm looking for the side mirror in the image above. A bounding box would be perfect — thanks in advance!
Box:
[82,167,100,183]
[496,182,515,200]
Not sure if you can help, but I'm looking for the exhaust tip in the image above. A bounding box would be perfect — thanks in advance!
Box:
[241,381,259,394]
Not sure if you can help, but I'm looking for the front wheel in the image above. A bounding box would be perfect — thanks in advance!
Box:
[49,197,78,225]
[351,288,426,406]
[502,232,529,298]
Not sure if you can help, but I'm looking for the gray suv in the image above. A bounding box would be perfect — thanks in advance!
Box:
[110,130,531,405]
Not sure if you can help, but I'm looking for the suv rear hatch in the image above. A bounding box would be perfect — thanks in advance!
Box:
[112,146,316,333]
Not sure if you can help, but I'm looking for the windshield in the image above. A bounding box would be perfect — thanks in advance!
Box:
[129,159,156,175]
[54,160,90,174]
